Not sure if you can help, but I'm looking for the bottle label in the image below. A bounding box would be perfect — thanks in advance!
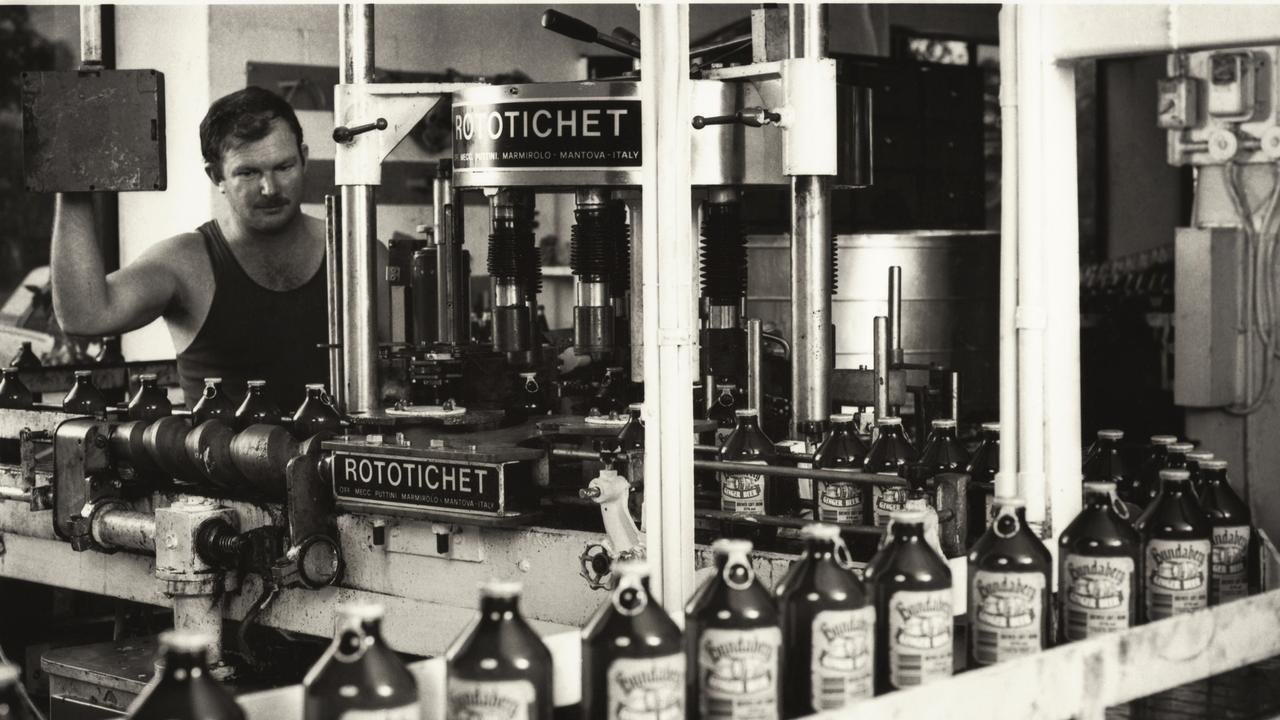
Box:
[970,570,1045,663]
[816,481,863,524]
[887,589,952,689]
[1145,538,1211,620]
[715,427,734,447]
[810,607,875,710]
[1063,554,1134,639]
[1211,525,1251,604]
[606,653,685,720]
[720,461,767,515]
[340,705,421,720]
[697,626,781,719]
[873,480,908,527]
[447,678,536,720]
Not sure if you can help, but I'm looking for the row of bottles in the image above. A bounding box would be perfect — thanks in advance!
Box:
[714,409,1000,537]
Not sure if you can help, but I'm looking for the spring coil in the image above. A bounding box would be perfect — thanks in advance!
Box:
[487,217,539,295]
[699,200,747,304]
[570,206,613,278]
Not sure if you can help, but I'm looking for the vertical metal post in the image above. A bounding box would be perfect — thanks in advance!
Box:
[997,6,1020,501]
[338,4,379,415]
[788,2,833,437]
[640,2,694,615]
[747,318,763,413]
[874,316,890,424]
[951,370,961,421]
[325,195,345,407]
[79,5,103,68]
[888,266,904,364]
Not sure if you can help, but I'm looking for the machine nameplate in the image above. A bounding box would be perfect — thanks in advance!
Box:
[332,450,509,514]
[452,98,642,171]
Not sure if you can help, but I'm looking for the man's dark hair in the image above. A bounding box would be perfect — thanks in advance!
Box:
[200,86,304,181]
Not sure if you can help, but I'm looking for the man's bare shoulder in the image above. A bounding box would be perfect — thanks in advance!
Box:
[136,230,209,267]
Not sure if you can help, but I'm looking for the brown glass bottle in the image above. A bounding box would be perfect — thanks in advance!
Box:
[127,373,172,422]
[863,417,917,527]
[917,419,970,482]
[1197,460,1254,604]
[617,403,644,451]
[1134,468,1211,622]
[516,372,548,418]
[966,497,1052,666]
[775,524,874,716]
[581,560,684,720]
[1059,481,1140,641]
[706,383,739,447]
[447,581,553,720]
[234,380,281,431]
[719,409,792,516]
[292,383,341,439]
[810,414,867,526]
[1184,450,1214,489]
[594,366,628,415]
[62,370,106,417]
[9,342,40,369]
[1083,429,1129,485]
[865,510,953,693]
[191,378,237,426]
[964,422,1000,538]
[685,538,782,719]
[0,369,33,410]
[1131,434,1176,506]
[304,604,417,720]
[125,632,244,720]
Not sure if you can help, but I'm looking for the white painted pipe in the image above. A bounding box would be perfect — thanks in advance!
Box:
[996,6,1020,500]
[79,5,103,68]
[640,2,695,617]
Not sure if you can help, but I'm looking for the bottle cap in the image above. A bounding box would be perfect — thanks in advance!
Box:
[337,602,386,622]
[1097,429,1124,440]
[479,579,523,598]
[931,419,956,429]
[305,383,327,391]
[519,371,537,379]
[711,538,753,556]
[2,368,17,376]
[138,373,158,382]
[247,379,266,388]
[992,495,1026,509]
[877,416,903,426]
[1083,480,1117,493]
[158,630,212,655]
[715,383,735,391]
[1168,442,1194,453]
[1150,435,1177,445]
[1200,459,1227,470]
[1186,451,1214,462]
[830,413,854,423]
[74,370,93,378]
[889,509,928,524]
[607,366,623,372]
[628,402,644,412]
[204,377,223,385]
[1158,468,1191,481]
[0,664,17,686]
[800,523,842,541]
[733,409,758,418]
[613,559,651,578]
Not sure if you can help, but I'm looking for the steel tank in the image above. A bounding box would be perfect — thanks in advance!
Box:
[745,230,999,419]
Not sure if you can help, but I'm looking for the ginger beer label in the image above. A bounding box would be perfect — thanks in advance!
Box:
[714,427,734,447]
[341,706,421,720]
[604,654,684,720]
[720,461,767,515]
[872,481,908,527]
[816,480,863,524]
[810,607,875,710]
[1211,525,1251,604]
[887,589,952,688]
[970,571,1045,663]
[1062,555,1133,639]
[447,678,535,720]
[1145,538,1210,620]
[697,627,781,719]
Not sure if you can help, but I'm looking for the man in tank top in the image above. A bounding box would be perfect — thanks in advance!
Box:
[51,87,327,410]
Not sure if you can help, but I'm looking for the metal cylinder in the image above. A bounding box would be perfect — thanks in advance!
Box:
[888,265,904,365]
[79,5,103,68]
[93,508,157,553]
[0,487,31,504]
[803,2,827,59]
[951,370,961,421]
[324,195,344,408]
[874,315,889,423]
[437,202,465,347]
[790,174,833,432]
[411,246,440,347]
[747,318,763,413]
[432,161,452,248]
[172,595,225,664]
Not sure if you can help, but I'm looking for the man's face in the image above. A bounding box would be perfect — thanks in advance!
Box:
[214,118,307,235]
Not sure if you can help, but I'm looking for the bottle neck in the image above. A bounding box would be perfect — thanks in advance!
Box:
[1159,477,1193,496]
[1201,468,1226,487]
[879,424,903,439]
[160,649,207,678]
[737,415,760,431]
[480,595,521,618]
[890,521,927,543]
[933,427,956,441]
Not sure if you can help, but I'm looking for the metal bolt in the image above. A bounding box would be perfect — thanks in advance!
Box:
[517,559,531,573]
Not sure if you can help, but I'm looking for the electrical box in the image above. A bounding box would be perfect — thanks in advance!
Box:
[21,69,166,192]
[1164,47,1276,166]
[1174,227,1244,408]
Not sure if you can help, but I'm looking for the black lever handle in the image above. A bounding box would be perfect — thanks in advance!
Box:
[332,117,387,144]
[542,9,641,59]
[691,107,782,130]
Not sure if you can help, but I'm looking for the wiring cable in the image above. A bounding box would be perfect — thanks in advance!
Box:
[1224,160,1280,415]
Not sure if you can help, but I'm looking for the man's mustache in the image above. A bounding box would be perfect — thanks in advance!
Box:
[255,197,290,209]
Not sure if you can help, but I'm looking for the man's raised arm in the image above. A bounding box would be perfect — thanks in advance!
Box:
[51,193,180,337]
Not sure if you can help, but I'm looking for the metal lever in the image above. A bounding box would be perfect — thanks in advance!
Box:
[332,117,387,144]
[691,107,781,130]
[541,10,641,58]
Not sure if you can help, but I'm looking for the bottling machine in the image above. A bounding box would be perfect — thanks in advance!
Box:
[2,3,985,711]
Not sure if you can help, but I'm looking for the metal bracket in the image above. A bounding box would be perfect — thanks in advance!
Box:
[781,58,838,176]
[386,521,484,563]
[333,82,476,186]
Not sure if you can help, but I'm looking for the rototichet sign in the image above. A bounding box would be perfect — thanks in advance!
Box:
[452,98,642,171]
